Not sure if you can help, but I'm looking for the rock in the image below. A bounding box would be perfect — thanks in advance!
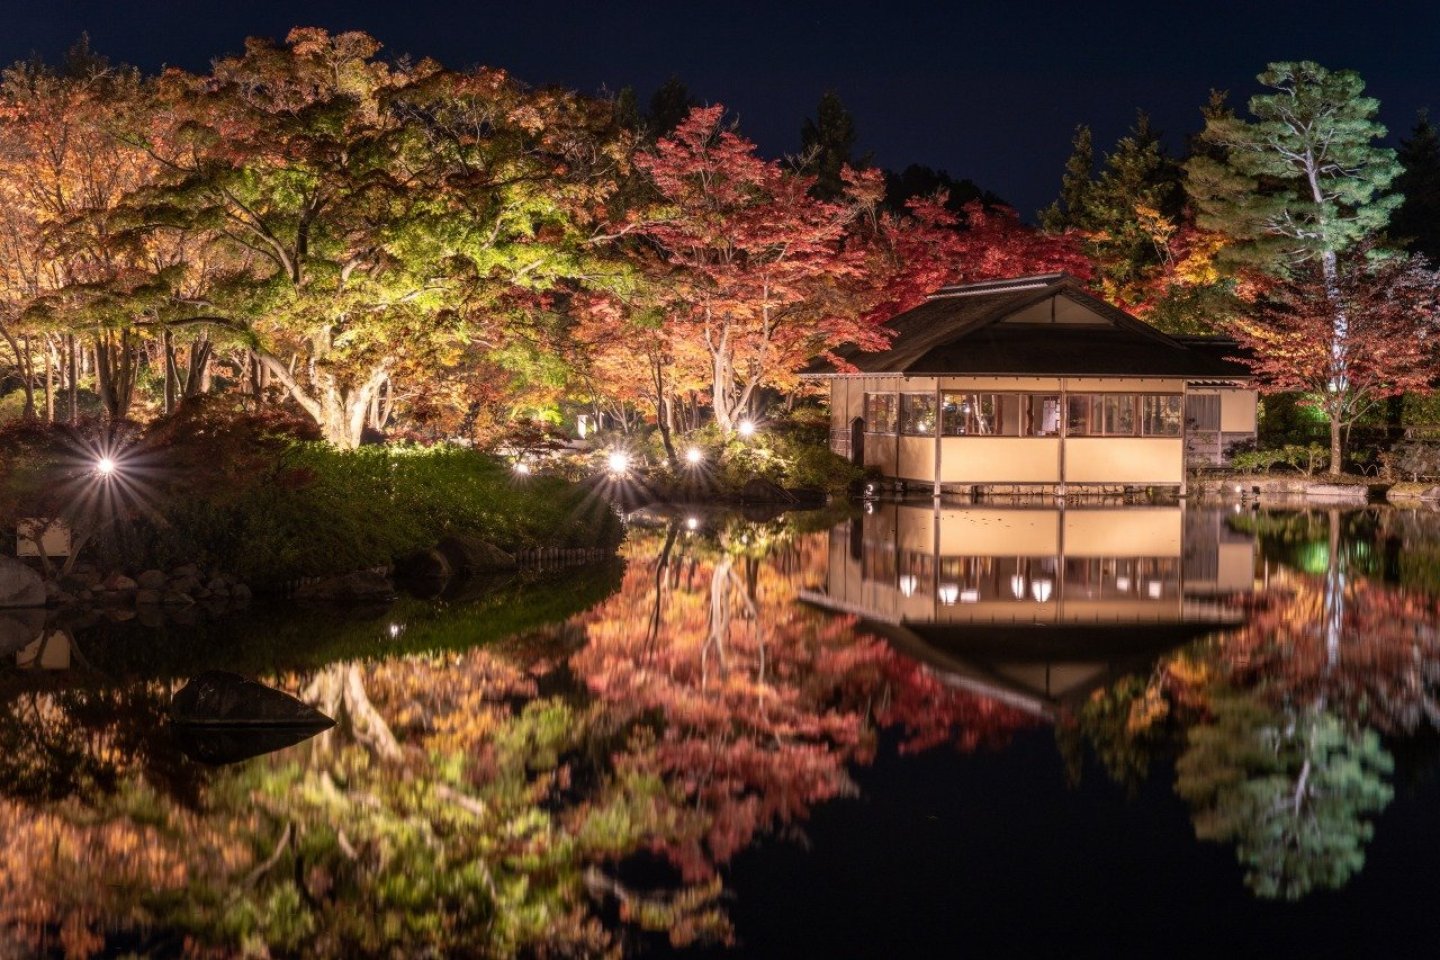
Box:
[395,547,453,582]
[136,569,168,590]
[231,584,253,602]
[168,575,200,595]
[171,564,200,579]
[738,477,797,504]
[101,572,138,592]
[0,608,44,656]
[192,587,212,600]
[135,588,162,606]
[436,536,516,576]
[293,570,396,602]
[105,608,136,622]
[0,556,46,608]
[205,578,231,597]
[161,590,195,606]
[172,671,336,728]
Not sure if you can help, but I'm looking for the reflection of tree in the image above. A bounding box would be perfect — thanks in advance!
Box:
[1176,692,1393,900]
[575,516,1034,882]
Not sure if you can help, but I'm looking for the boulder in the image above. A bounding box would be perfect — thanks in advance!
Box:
[171,563,200,579]
[101,572,138,592]
[172,670,336,728]
[136,569,168,590]
[395,547,453,582]
[205,578,231,597]
[293,570,396,602]
[0,556,46,608]
[135,588,163,606]
[168,575,201,595]
[231,583,253,602]
[0,608,44,656]
[436,536,516,576]
[161,589,195,606]
[738,477,797,504]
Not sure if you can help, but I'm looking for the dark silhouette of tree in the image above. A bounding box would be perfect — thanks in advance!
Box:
[800,91,859,200]
[647,75,696,139]
[883,163,1001,214]
[1040,124,1094,231]
[1392,113,1440,262]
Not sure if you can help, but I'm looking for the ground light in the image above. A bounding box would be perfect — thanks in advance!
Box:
[738,420,756,438]
[607,451,630,475]
[686,516,699,531]
[96,457,117,478]
[685,446,703,465]
[513,461,531,476]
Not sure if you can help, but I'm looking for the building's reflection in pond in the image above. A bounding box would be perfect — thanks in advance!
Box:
[8,506,1440,955]
[804,503,1256,716]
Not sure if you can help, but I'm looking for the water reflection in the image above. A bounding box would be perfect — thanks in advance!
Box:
[805,504,1255,716]
[4,505,1440,954]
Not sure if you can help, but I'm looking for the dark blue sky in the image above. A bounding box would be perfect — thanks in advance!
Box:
[8,1,1440,218]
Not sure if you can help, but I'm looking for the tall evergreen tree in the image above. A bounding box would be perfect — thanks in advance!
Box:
[1185,61,1401,404]
[1040,124,1094,231]
[1085,112,1184,293]
[1185,62,1399,294]
[1392,113,1440,262]
[799,91,857,200]
[647,76,696,139]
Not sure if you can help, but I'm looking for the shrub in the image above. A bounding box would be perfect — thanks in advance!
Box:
[1230,443,1330,476]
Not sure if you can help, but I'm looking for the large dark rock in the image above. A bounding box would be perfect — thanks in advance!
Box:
[395,547,453,582]
[171,671,336,728]
[738,477,798,504]
[436,536,517,576]
[0,557,45,608]
[0,608,44,656]
[293,569,396,601]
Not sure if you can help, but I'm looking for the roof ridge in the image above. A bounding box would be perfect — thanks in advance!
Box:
[929,272,1072,299]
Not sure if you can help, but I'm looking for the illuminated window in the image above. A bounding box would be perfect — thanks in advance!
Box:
[1140,395,1183,436]
[863,393,898,433]
[900,394,937,435]
[941,393,1061,436]
[1067,394,1138,436]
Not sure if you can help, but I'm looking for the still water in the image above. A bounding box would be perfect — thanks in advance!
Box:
[4,503,1440,958]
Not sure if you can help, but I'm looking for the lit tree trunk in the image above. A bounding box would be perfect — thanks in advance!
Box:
[66,335,77,422]
[1329,416,1344,476]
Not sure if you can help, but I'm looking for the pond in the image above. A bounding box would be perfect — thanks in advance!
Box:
[4,501,1440,958]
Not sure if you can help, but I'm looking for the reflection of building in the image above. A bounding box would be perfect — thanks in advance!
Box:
[804,274,1257,493]
[801,504,1256,717]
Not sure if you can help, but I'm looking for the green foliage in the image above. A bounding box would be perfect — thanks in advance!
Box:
[1186,61,1400,273]
[1177,694,1393,900]
[1230,444,1330,476]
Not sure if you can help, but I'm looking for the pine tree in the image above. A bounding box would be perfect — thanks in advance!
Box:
[1185,61,1400,283]
[1185,61,1402,442]
[1085,112,1184,294]
[799,91,857,200]
[1040,124,1093,231]
[1392,113,1440,262]
[647,76,696,139]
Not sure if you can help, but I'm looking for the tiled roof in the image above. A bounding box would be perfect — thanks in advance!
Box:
[808,274,1249,380]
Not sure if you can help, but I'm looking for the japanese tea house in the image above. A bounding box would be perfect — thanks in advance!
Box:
[805,273,1257,495]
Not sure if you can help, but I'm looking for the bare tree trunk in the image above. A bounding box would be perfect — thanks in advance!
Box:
[1330,417,1344,476]
[162,328,176,415]
[66,334,77,422]
[43,335,55,422]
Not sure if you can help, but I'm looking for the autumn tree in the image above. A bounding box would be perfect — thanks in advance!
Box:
[1230,249,1439,471]
[626,105,885,433]
[105,29,625,447]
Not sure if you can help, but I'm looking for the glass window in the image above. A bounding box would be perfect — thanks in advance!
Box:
[1096,395,1136,435]
[900,393,937,435]
[1185,393,1220,431]
[863,393,897,434]
[1066,395,1092,436]
[1140,395,1183,436]
[1028,395,1062,436]
[941,393,1061,437]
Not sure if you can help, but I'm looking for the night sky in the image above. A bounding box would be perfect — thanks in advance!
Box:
[7,1,1440,218]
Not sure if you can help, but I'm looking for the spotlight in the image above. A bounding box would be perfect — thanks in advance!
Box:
[606,451,630,475]
[686,516,699,531]
[685,446,703,465]
[738,419,756,438]
[513,461,531,476]
[96,457,116,477]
